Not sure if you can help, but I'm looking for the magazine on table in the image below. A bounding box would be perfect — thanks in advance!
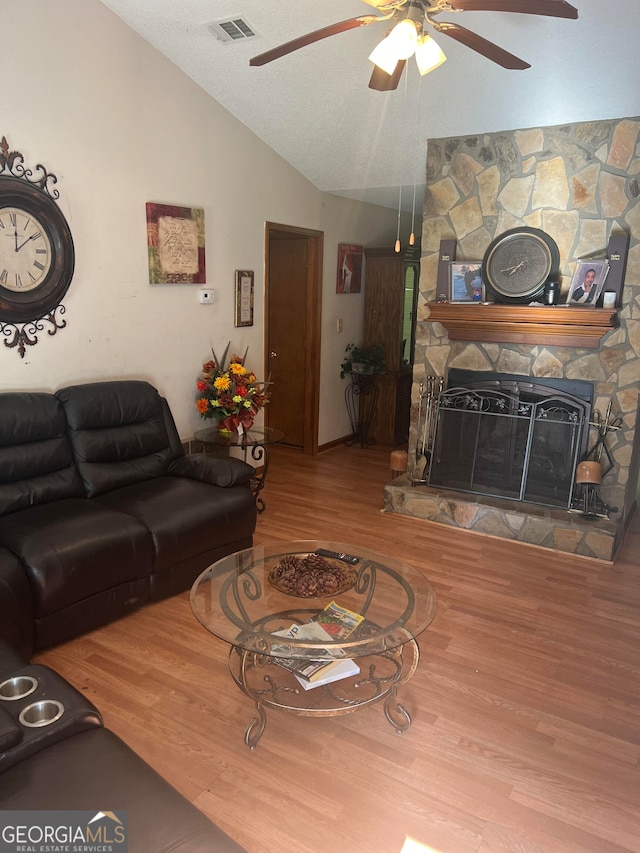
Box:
[270,601,364,686]
[315,600,364,639]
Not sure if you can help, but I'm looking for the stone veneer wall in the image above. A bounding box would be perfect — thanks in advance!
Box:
[386,116,640,561]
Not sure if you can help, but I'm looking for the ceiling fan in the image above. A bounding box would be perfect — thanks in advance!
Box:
[250,0,579,91]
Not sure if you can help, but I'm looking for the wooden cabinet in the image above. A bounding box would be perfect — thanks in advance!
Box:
[363,246,419,446]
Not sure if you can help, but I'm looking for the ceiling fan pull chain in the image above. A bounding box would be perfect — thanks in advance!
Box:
[396,67,412,253]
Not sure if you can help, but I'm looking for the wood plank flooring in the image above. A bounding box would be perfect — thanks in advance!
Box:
[37,444,640,853]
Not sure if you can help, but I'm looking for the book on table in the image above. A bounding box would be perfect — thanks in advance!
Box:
[292,658,360,691]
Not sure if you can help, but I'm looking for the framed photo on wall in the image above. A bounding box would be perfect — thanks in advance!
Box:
[336,244,363,294]
[235,270,254,327]
[449,262,484,302]
[146,203,206,284]
[567,260,609,306]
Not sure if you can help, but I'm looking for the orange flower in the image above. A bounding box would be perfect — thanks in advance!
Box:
[196,398,209,413]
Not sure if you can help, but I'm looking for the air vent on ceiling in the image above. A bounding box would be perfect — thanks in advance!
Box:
[209,17,259,44]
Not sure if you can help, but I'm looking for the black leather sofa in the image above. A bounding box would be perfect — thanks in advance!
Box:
[0,380,257,850]
[0,379,258,656]
[0,639,245,852]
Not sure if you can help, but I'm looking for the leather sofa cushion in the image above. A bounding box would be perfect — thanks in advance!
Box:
[0,393,85,515]
[0,726,248,852]
[97,476,257,574]
[57,381,177,497]
[0,499,154,618]
[0,547,34,658]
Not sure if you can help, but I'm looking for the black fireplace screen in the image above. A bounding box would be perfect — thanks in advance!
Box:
[427,382,590,509]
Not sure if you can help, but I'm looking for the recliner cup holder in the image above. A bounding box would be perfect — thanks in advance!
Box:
[18,699,64,728]
[0,675,38,701]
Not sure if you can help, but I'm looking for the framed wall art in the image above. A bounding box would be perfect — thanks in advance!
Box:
[336,244,363,294]
[146,202,206,284]
[449,262,484,302]
[567,260,609,306]
[235,270,254,327]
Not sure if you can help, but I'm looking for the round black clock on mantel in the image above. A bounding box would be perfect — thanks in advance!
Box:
[0,135,75,357]
[481,227,559,305]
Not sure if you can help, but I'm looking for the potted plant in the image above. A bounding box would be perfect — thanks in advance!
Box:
[340,342,386,379]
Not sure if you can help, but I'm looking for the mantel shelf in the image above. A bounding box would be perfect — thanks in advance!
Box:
[427,303,618,348]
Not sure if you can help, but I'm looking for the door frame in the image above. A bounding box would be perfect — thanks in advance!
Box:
[265,221,323,455]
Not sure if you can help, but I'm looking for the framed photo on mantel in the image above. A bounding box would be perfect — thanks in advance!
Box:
[449,262,484,302]
[567,260,609,307]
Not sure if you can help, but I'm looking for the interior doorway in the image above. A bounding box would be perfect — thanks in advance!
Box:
[265,222,323,455]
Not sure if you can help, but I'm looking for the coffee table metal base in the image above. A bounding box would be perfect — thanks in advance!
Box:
[229,639,419,749]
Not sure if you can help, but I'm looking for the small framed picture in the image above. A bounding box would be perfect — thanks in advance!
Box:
[336,244,363,294]
[567,260,609,306]
[449,263,484,302]
[235,270,254,327]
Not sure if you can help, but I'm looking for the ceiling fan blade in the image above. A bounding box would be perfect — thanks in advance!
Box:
[447,0,578,18]
[368,59,407,91]
[250,16,379,66]
[433,21,531,69]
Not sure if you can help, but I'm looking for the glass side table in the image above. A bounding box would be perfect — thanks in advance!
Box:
[194,425,284,512]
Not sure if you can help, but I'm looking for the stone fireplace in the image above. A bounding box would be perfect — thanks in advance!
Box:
[384,116,640,561]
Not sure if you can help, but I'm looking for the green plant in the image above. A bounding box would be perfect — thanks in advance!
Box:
[340,342,386,379]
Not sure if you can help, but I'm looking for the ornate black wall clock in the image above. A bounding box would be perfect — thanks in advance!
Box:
[0,136,75,357]
[482,227,559,304]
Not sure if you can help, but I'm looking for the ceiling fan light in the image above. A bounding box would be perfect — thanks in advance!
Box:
[415,34,446,76]
[388,19,418,60]
[368,35,401,75]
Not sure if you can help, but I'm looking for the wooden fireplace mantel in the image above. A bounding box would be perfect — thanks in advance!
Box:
[427,303,618,348]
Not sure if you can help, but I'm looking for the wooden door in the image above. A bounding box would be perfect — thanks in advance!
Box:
[265,224,322,453]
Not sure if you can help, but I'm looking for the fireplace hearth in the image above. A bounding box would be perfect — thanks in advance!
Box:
[385,367,622,562]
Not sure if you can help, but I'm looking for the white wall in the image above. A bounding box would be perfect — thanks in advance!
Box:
[1,0,404,446]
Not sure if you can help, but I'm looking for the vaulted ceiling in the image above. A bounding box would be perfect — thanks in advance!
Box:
[99,0,639,211]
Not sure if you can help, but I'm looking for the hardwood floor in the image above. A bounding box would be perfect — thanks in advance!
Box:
[37,444,640,853]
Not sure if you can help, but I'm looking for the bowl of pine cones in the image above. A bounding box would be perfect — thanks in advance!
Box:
[268,553,357,598]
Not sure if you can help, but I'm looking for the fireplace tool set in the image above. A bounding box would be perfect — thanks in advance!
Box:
[411,375,444,485]
[569,401,621,519]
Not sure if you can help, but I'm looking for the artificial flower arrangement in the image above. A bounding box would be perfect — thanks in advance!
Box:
[196,343,270,432]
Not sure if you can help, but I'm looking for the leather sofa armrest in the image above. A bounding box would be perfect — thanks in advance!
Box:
[0,664,102,773]
[168,454,254,488]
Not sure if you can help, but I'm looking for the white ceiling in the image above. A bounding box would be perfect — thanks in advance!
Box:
[99,0,640,211]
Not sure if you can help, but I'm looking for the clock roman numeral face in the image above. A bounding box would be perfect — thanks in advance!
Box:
[0,206,52,292]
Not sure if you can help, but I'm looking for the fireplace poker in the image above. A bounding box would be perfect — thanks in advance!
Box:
[424,376,444,462]
[414,380,424,465]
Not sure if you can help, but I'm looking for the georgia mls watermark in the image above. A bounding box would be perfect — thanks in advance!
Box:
[0,811,127,853]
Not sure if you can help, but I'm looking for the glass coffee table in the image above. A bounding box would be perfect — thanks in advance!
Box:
[190,541,437,748]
